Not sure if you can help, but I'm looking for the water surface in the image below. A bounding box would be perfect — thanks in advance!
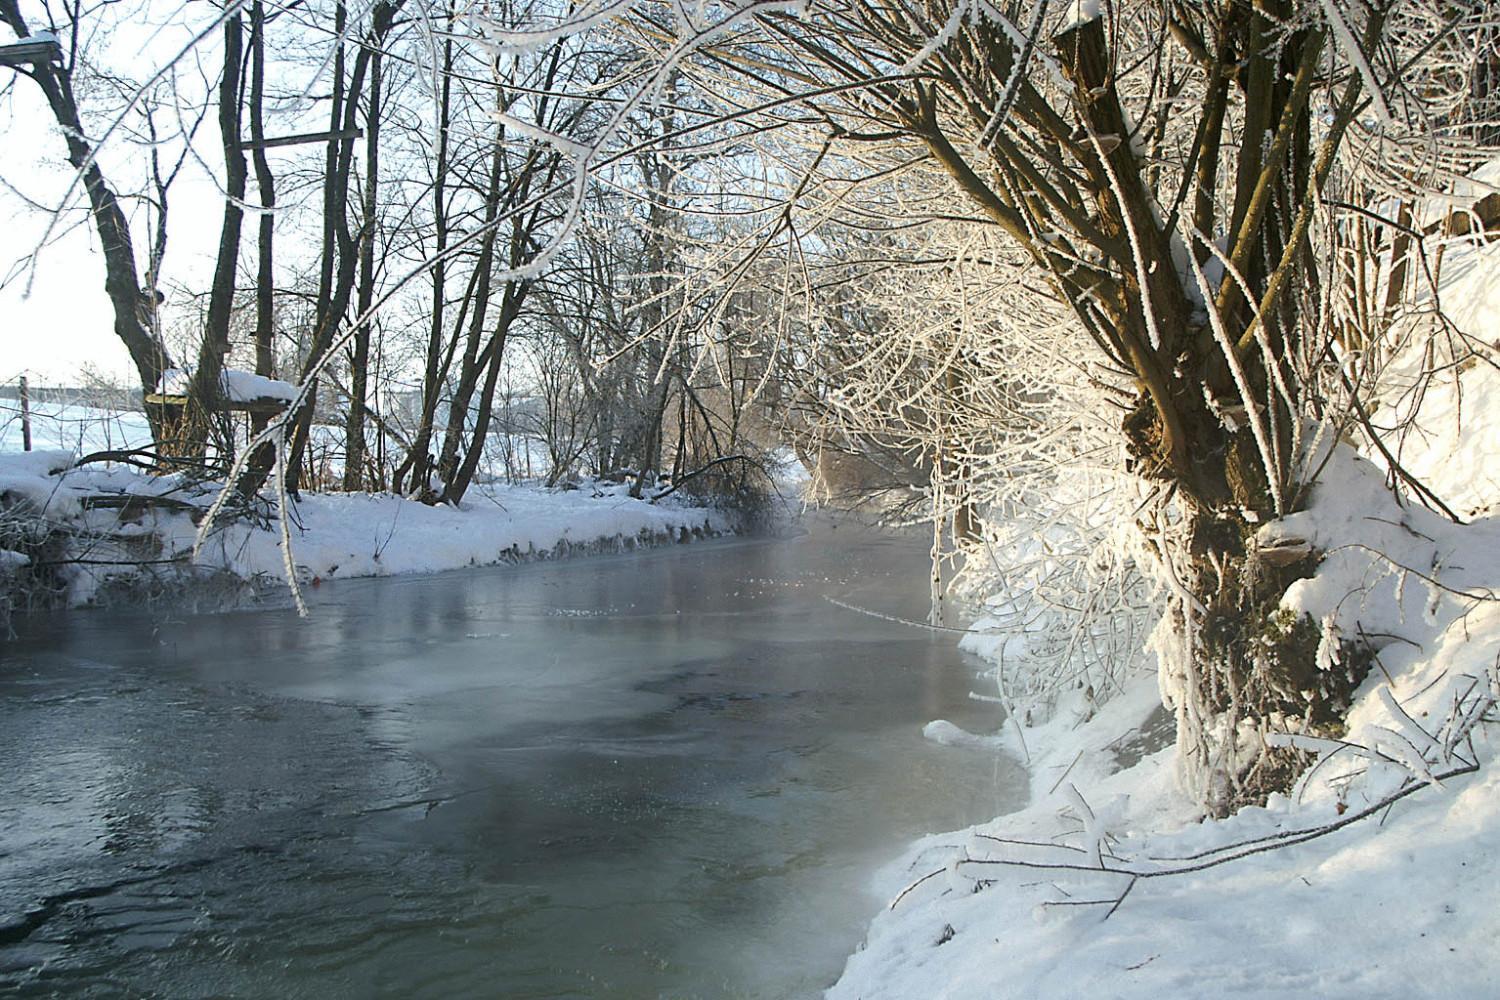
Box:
[0,518,1022,997]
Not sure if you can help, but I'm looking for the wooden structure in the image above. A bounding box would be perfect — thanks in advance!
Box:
[235,127,363,152]
[0,36,62,68]
[146,381,291,469]
[144,389,289,417]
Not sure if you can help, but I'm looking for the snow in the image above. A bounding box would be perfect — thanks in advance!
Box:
[1411,158,1500,231]
[831,195,1500,998]
[0,452,734,607]
[833,551,1500,997]
[1059,0,1101,31]
[158,367,297,403]
[0,399,153,455]
[0,449,79,514]
[922,719,1007,751]
[1373,237,1500,516]
[184,481,732,584]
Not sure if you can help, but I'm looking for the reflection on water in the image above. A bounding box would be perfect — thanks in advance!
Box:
[0,518,1022,998]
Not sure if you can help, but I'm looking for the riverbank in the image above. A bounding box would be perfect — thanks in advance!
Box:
[829,238,1500,998]
[0,451,737,624]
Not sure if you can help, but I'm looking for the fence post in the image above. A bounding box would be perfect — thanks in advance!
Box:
[19,375,31,452]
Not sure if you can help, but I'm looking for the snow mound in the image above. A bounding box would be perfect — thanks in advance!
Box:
[833,233,1500,997]
[922,720,1006,750]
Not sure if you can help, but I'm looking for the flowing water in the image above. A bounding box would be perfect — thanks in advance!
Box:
[0,517,1023,998]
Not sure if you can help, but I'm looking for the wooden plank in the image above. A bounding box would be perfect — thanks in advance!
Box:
[146,392,287,415]
[237,127,364,151]
[144,393,189,406]
[0,39,63,67]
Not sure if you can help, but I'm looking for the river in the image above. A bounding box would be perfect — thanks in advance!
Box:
[0,517,1023,998]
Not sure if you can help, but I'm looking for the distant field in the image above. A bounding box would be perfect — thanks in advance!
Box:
[0,399,154,456]
[0,397,555,484]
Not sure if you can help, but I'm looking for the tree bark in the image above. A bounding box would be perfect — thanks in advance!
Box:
[238,0,278,495]
[394,30,454,498]
[270,0,402,494]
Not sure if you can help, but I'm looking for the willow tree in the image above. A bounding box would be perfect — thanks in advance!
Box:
[477,0,1494,811]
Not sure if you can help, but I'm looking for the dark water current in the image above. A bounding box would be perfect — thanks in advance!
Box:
[0,517,1023,998]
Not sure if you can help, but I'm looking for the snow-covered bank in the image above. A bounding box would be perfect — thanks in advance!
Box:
[831,241,1500,999]
[835,458,1500,998]
[0,451,735,618]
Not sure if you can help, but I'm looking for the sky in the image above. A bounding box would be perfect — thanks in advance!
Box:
[1,4,256,385]
[1,202,165,385]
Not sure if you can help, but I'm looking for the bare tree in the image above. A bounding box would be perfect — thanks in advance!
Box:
[0,0,175,436]
[177,5,248,464]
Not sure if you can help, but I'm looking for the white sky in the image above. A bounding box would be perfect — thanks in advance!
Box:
[2,2,507,388]
[1,4,254,385]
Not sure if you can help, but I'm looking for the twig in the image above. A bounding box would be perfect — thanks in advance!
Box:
[826,596,988,634]
[1103,875,1137,920]
[35,555,191,566]
[965,762,1479,881]
[888,866,947,911]
[1047,749,1087,795]
[1327,543,1498,602]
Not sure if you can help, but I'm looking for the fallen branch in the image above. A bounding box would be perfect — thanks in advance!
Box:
[33,555,191,567]
[79,493,205,516]
[649,453,770,502]
[889,762,1480,914]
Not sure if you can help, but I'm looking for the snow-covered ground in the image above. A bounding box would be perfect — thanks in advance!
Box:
[0,448,734,614]
[830,242,1500,997]
[0,398,153,456]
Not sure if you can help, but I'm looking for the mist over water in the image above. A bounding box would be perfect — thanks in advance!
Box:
[1,518,1023,998]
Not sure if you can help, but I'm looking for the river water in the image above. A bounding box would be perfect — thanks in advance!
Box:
[0,517,1023,998]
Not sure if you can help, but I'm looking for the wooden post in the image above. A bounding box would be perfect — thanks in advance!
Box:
[19,376,31,452]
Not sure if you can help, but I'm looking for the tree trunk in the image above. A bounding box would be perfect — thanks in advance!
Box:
[0,2,174,438]
[433,120,508,496]
[394,31,454,497]
[238,0,278,495]
[344,44,382,491]
[180,7,247,466]
[1048,14,1368,814]
[271,0,401,494]
[441,283,528,504]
